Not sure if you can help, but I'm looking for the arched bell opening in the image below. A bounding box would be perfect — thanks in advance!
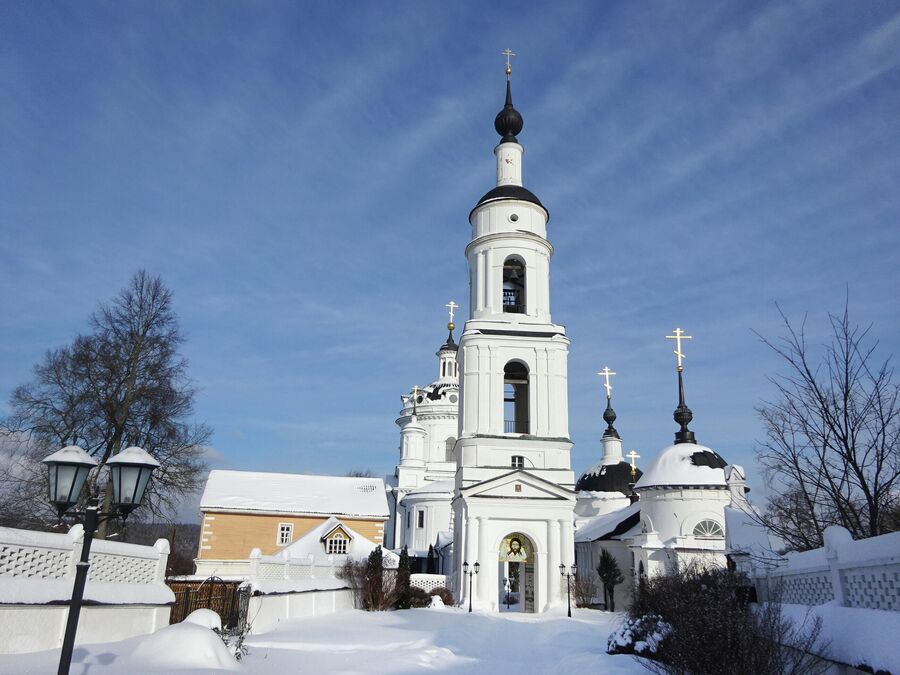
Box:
[503,360,530,434]
[502,257,526,314]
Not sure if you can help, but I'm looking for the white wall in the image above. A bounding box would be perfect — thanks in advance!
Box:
[0,525,173,654]
[247,588,355,633]
[0,605,170,655]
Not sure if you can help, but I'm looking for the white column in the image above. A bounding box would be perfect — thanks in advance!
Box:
[475,251,485,313]
[477,516,490,608]
[548,519,561,606]
[484,249,494,314]
[560,518,574,568]
[464,515,478,605]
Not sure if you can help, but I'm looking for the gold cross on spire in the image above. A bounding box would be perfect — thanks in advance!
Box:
[411,385,419,414]
[626,450,641,478]
[445,300,458,328]
[665,327,693,372]
[597,366,616,400]
[502,48,516,78]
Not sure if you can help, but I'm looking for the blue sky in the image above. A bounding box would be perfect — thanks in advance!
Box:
[2,1,899,516]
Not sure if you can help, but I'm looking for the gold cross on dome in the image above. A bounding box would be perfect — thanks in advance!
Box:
[597,367,616,399]
[446,300,458,325]
[626,450,640,477]
[502,48,516,77]
[665,327,693,371]
[411,385,419,412]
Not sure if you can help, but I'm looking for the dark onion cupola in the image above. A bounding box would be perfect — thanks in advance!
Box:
[494,79,524,143]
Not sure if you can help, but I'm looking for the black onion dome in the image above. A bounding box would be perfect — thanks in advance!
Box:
[602,399,619,439]
[494,80,523,143]
[576,462,642,494]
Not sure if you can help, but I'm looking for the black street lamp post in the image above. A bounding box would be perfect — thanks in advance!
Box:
[462,561,480,613]
[559,563,577,618]
[43,445,159,675]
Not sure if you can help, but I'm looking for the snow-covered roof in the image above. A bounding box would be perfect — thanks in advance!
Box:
[200,470,389,518]
[407,479,455,496]
[633,443,728,490]
[277,516,398,566]
[575,502,641,543]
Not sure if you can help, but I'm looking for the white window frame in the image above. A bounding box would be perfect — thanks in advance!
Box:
[692,519,724,539]
[277,522,294,546]
[511,455,525,469]
[326,532,348,555]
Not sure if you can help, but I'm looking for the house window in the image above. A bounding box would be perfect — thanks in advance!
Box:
[326,532,348,555]
[417,510,425,529]
[504,361,529,434]
[511,455,525,468]
[277,523,293,546]
[406,510,411,529]
[502,257,526,313]
[692,520,724,538]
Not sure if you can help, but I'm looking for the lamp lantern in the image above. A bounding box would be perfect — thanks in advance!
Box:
[105,446,159,516]
[42,446,98,518]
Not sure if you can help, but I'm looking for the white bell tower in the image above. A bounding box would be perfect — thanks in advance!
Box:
[452,57,576,613]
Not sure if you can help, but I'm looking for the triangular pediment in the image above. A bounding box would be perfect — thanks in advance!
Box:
[461,470,574,501]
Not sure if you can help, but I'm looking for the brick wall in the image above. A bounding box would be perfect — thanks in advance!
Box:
[197,511,386,559]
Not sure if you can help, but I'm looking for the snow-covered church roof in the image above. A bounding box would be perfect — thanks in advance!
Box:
[633,443,728,490]
[200,470,389,518]
[575,502,641,543]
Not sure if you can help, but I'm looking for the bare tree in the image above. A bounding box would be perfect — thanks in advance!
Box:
[1,271,211,534]
[755,300,900,551]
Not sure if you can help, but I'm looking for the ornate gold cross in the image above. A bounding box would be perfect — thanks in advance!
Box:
[626,450,641,477]
[665,327,692,371]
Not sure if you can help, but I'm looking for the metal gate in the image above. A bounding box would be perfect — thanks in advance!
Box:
[167,576,250,631]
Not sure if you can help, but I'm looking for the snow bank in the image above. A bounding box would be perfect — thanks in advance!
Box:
[183,608,222,630]
[778,602,900,673]
[0,577,174,605]
[130,622,240,671]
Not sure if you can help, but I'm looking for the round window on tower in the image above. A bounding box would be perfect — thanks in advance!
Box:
[509,213,519,222]
[416,396,424,404]
[449,394,458,403]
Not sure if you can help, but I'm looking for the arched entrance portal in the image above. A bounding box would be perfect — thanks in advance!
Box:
[498,532,536,613]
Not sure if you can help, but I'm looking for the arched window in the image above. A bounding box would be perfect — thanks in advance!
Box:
[445,437,456,462]
[504,361,529,434]
[692,520,724,538]
[502,257,526,314]
[324,529,349,555]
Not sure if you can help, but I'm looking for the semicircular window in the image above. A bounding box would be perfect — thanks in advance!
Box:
[692,519,724,538]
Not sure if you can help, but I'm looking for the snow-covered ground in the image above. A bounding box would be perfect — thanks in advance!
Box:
[0,607,646,674]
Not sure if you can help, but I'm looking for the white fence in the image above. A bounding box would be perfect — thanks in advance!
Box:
[753,526,900,611]
[410,573,448,594]
[242,548,355,633]
[0,525,173,654]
